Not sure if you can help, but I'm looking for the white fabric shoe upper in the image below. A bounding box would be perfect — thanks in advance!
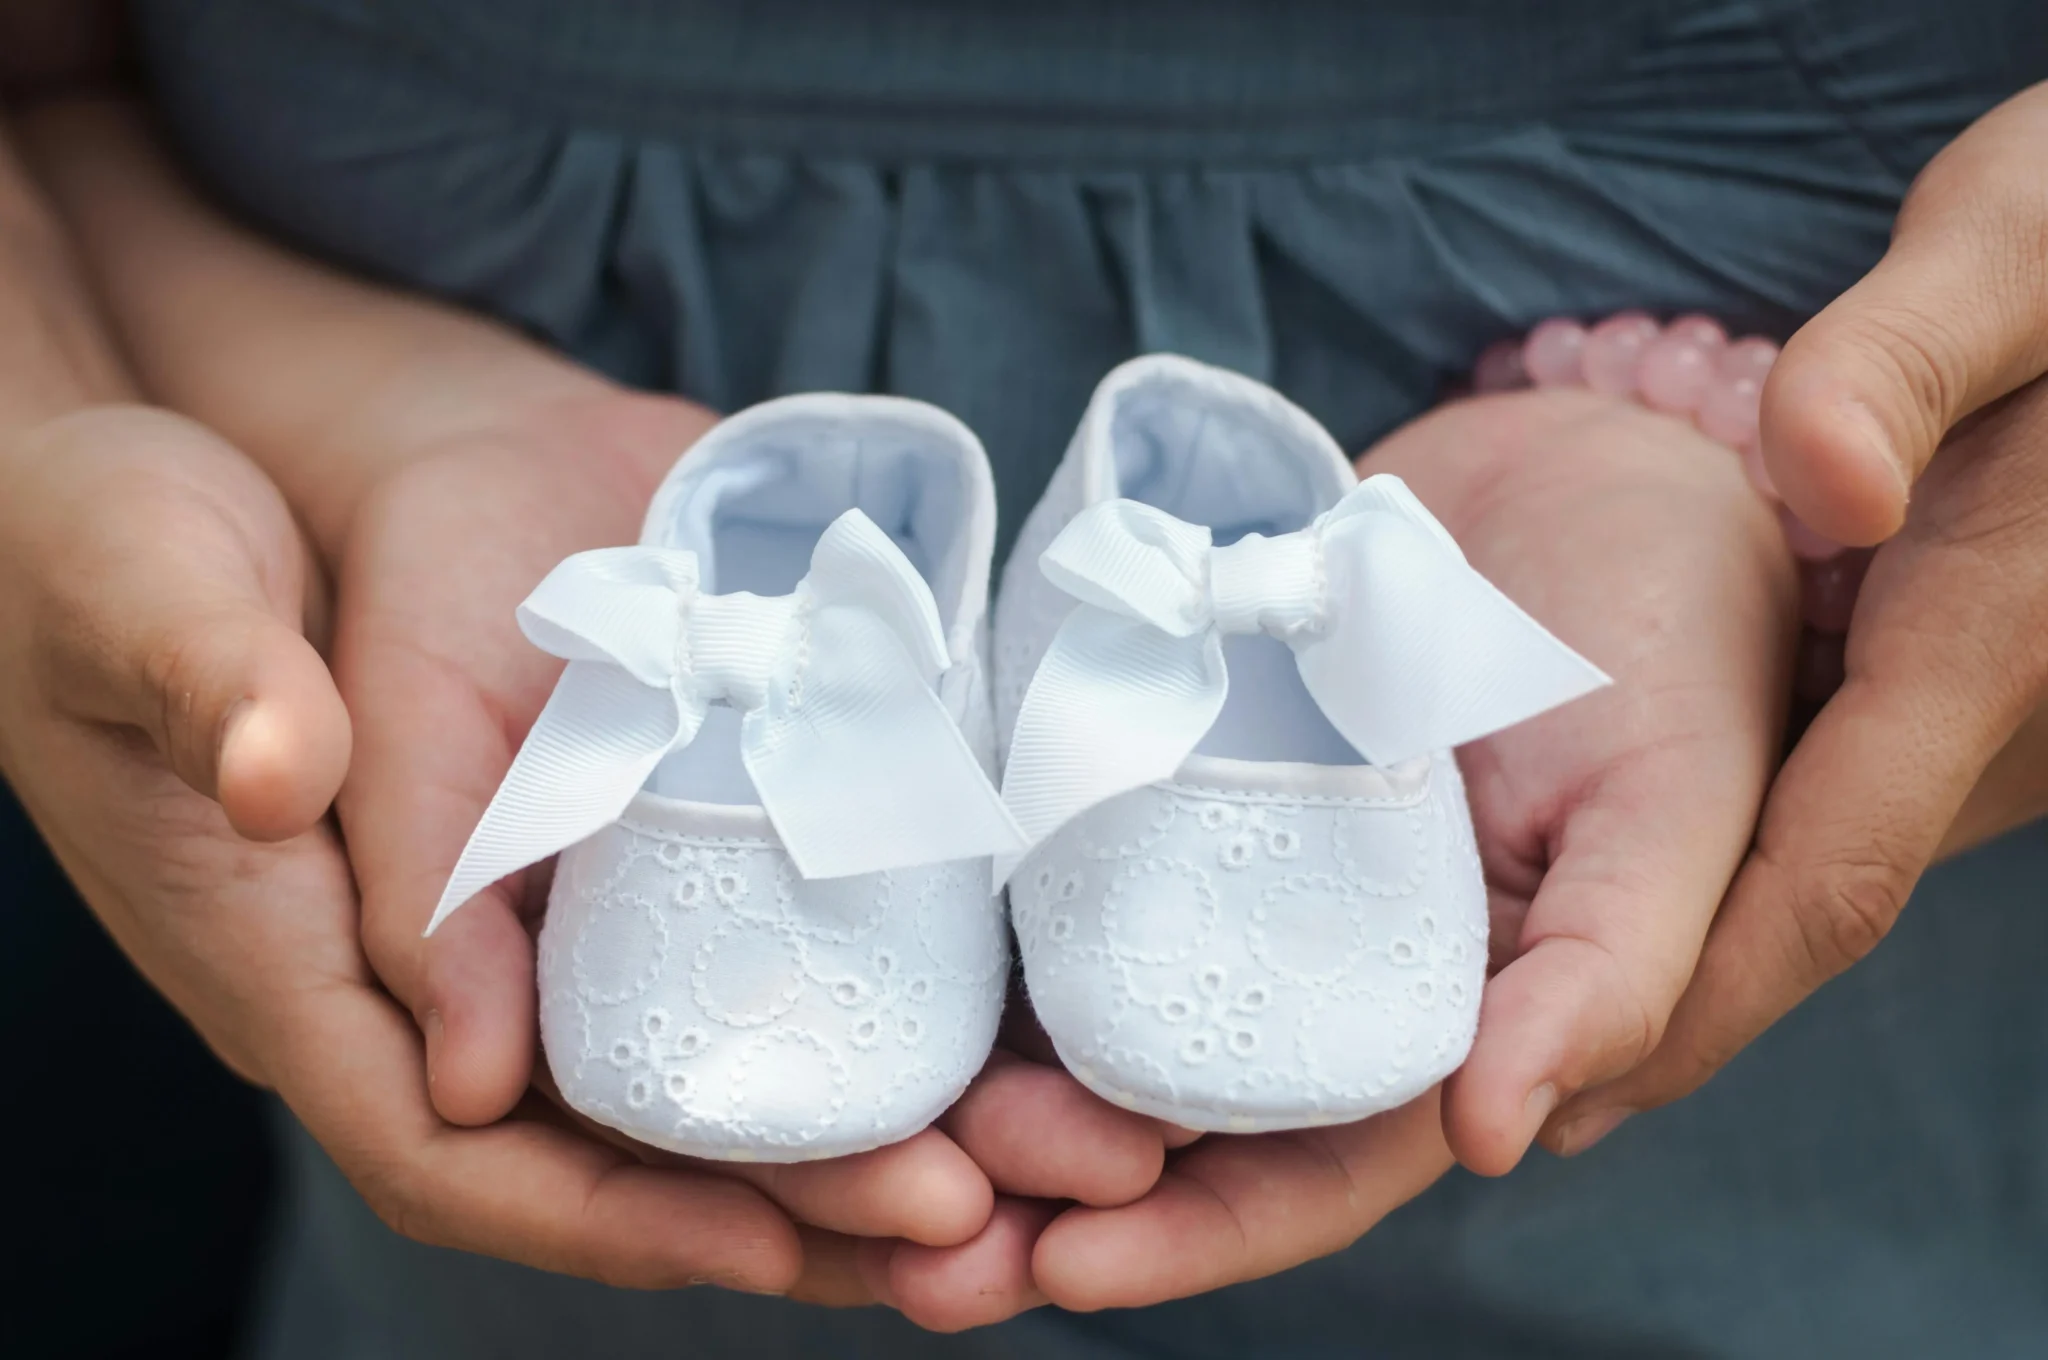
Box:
[993,355,1607,1131]
[434,360,1605,1155]
[437,394,1018,1162]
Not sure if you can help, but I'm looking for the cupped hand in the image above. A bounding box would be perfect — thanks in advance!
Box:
[16,92,1178,1326]
[0,407,818,1292]
[1550,81,2048,1141]
[1016,385,1799,1308]
[337,380,1181,1326]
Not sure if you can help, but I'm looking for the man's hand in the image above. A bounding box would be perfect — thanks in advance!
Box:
[0,408,823,1292]
[1550,81,2048,1148]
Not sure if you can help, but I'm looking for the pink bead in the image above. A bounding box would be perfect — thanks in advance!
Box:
[1795,632,1847,701]
[1525,319,1590,387]
[1696,375,1762,448]
[1637,333,1715,413]
[1739,439,1779,501]
[1582,311,1660,396]
[1800,549,1874,634]
[1717,336,1779,384]
[1666,314,1728,350]
[1473,338,1529,393]
[1781,507,1846,562]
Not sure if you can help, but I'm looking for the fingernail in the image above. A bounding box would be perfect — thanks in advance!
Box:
[422,1010,443,1087]
[1523,1081,1560,1132]
[1842,397,1909,498]
[217,698,253,770]
[854,1239,899,1309]
[1552,1107,1633,1157]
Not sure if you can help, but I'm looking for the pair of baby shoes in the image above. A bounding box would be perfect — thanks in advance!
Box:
[431,355,1607,1160]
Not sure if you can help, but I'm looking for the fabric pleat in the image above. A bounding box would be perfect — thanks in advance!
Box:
[136,0,2045,559]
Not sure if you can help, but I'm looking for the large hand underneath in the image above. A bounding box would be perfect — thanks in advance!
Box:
[0,407,824,1292]
[1555,80,2048,1146]
[23,95,1174,1330]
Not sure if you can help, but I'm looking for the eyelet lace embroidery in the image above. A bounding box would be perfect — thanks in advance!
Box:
[1011,758,1489,1123]
[538,817,1006,1157]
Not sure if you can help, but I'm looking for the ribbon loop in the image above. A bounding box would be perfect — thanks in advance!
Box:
[429,509,1023,936]
[996,474,1610,886]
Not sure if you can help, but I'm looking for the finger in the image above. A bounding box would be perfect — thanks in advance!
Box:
[940,1050,1171,1207]
[782,1227,883,1309]
[1942,695,2048,858]
[1762,82,2048,542]
[1033,1090,1452,1311]
[724,1129,994,1248]
[1442,719,1777,1175]
[340,408,717,1126]
[16,408,349,841]
[532,1060,996,1248]
[271,940,806,1294]
[867,1197,1057,1333]
[338,453,596,1125]
[1552,384,2048,1144]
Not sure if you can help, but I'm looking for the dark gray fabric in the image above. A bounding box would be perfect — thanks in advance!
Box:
[138,0,2046,557]
[124,1,2048,1354]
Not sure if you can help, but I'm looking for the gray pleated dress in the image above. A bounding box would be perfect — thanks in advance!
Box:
[133,2,2048,1355]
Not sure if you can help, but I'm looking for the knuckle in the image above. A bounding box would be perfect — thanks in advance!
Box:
[1791,859,1912,981]
[136,616,239,774]
[358,902,425,997]
[360,1167,447,1250]
[1839,303,1971,434]
[1527,926,1671,1081]
[1662,1021,1749,1105]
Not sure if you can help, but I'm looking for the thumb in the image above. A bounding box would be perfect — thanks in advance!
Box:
[1762,81,2048,544]
[1443,724,1775,1175]
[22,407,350,840]
[1552,375,2048,1137]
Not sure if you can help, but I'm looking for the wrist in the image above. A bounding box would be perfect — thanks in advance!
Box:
[0,123,131,438]
[1477,314,1882,708]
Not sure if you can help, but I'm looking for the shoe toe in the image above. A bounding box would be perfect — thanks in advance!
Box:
[539,810,1007,1161]
[1013,756,1488,1132]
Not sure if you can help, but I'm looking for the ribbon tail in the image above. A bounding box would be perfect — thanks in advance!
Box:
[1297,515,1611,767]
[996,607,1227,887]
[745,602,1023,879]
[424,661,683,935]
[806,510,952,675]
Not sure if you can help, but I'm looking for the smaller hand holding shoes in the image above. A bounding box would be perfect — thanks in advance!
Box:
[434,355,1606,1158]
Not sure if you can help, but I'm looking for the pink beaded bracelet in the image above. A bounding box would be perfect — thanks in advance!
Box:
[1473,312,1874,702]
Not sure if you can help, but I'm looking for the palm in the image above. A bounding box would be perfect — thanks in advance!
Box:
[1376,390,1796,1168]
[1027,387,1799,1307]
[331,390,1174,1323]
[334,393,686,1105]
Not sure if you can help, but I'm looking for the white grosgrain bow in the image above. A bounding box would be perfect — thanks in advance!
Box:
[428,509,1022,934]
[996,474,1610,886]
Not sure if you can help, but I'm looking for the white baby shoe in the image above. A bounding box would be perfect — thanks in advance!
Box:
[431,394,1024,1162]
[993,355,1608,1133]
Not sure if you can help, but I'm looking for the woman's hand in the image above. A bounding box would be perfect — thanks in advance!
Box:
[1550,81,2048,1148]
[1018,386,1799,1307]
[21,94,1175,1330]
[335,382,1181,1327]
